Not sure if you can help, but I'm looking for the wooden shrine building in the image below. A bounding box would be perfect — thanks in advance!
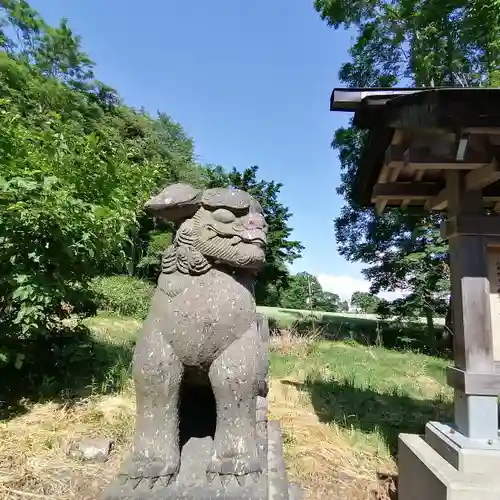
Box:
[331,87,500,500]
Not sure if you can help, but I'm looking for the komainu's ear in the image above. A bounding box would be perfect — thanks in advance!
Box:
[144,183,202,222]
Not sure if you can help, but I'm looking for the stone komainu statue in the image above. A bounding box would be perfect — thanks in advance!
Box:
[107,183,270,497]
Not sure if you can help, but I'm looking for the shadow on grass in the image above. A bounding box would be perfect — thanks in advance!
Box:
[282,378,452,457]
[0,324,134,421]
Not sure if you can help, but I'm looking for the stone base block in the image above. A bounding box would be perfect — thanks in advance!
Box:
[104,420,297,500]
[425,422,500,475]
[399,433,500,500]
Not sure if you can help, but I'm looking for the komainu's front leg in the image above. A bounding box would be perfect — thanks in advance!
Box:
[207,322,262,486]
[118,292,184,491]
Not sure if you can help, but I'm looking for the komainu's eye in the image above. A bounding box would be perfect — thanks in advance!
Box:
[212,208,236,223]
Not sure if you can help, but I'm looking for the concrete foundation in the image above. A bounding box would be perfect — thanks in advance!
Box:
[398,432,500,500]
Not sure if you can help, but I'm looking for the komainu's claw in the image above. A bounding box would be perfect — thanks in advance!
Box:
[130,477,142,490]
[207,457,261,488]
[235,474,246,486]
[206,472,217,483]
[148,477,159,489]
[118,455,179,491]
[220,474,232,487]
[159,474,174,487]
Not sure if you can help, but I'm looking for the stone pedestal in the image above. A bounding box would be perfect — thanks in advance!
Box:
[398,423,500,500]
[105,420,296,500]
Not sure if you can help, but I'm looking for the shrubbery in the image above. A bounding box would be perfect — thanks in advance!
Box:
[90,276,154,319]
[0,1,302,373]
[0,4,196,357]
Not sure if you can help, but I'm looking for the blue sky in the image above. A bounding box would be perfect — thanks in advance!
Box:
[30,0,390,300]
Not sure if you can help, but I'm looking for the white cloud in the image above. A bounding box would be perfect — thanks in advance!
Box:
[317,274,404,302]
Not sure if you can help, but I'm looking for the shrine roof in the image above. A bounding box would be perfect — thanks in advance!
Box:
[331,87,500,213]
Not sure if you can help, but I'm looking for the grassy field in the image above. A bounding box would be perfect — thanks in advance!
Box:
[0,313,452,500]
[257,305,446,325]
[258,305,446,353]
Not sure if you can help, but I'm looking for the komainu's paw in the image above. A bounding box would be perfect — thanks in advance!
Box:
[118,454,180,490]
[206,457,262,487]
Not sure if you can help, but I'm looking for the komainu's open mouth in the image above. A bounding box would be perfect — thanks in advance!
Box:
[250,238,266,248]
[238,234,266,247]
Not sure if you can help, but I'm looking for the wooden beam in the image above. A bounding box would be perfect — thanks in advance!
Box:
[384,144,491,171]
[375,199,387,215]
[374,164,391,215]
[372,182,441,200]
[389,165,403,182]
[463,127,500,135]
[447,367,500,396]
[392,127,500,137]
[409,162,485,170]
[401,171,425,209]
[455,132,470,161]
[441,215,500,239]
[465,160,500,191]
[414,170,425,182]
[391,129,404,145]
[375,150,409,213]
[384,146,404,170]
[425,188,448,211]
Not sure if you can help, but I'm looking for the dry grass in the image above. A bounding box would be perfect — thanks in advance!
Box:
[0,396,135,499]
[269,331,452,499]
[0,313,453,500]
[270,326,321,358]
[269,378,395,500]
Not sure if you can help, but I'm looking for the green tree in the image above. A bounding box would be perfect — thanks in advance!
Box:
[202,165,304,306]
[314,0,500,345]
[0,93,142,344]
[0,0,205,359]
[315,291,342,313]
[280,272,324,310]
[340,300,349,312]
[0,0,304,367]
[350,291,380,314]
[279,272,341,312]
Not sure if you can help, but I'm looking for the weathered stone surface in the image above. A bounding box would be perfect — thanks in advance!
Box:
[106,420,293,500]
[104,183,293,499]
[69,437,113,462]
[288,482,304,500]
[106,428,268,500]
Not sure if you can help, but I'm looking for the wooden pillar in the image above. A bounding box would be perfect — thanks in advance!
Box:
[445,171,499,441]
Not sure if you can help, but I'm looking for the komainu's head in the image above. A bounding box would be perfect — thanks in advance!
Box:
[145,183,267,270]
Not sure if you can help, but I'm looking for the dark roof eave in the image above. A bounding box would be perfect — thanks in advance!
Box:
[331,87,427,112]
[331,87,500,206]
[352,127,394,206]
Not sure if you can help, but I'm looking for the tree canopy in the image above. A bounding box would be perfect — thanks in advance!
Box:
[280,272,342,312]
[314,0,500,343]
[350,291,380,314]
[0,0,303,359]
